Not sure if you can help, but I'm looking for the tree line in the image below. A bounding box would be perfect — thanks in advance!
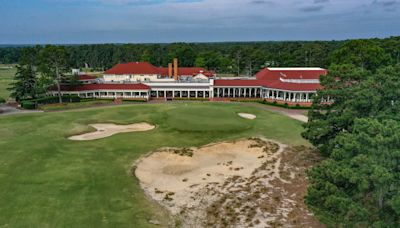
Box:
[303,61,400,225]
[1,36,399,75]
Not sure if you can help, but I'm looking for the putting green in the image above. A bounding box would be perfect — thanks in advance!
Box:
[0,102,308,227]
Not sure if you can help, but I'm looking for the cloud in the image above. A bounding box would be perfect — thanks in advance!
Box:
[372,0,398,7]
[300,5,324,12]
[0,0,399,43]
[314,0,329,3]
[250,0,275,5]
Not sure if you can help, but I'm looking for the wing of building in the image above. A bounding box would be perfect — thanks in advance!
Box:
[51,59,327,107]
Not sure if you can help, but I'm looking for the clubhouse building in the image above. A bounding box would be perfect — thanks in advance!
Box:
[53,59,327,107]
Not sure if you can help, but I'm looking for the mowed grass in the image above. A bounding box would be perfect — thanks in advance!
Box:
[0,102,309,227]
[40,100,114,111]
[0,65,16,99]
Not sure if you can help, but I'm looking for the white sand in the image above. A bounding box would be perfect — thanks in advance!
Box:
[286,114,308,122]
[238,113,256,119]
[68,123,155,141]
[134,139,285,225]
[134,138,322,227]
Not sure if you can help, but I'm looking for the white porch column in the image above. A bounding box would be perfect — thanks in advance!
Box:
[306,93,309,102]
[284,92,287,101]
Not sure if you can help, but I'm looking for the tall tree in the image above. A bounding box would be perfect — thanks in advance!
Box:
[9,64,37,101]
[306,118,400,227]
[8,47,39,101]
[330,40,390,71]
[38,45,68,103]
[303,65,400,226]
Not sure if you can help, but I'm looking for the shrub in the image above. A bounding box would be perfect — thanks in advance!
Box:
[21,101,36,109]
[0,97,5,104]
[258,100,311,110]
[20,95,81,109]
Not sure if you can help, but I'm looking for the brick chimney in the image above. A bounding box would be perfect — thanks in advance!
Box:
[168,63,173,78]
[173,58,178,81]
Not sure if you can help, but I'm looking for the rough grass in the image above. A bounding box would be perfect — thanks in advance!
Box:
[0,102,309,227]
[0,64,16,99]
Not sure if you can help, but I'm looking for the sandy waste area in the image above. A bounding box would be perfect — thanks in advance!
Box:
[238,113,257,119]
[68,123,155,140]
[134,138,323,227]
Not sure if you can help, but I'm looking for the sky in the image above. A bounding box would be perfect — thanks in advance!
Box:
[0,0,399,44]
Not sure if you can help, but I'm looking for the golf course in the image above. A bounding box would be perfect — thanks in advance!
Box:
[0,102,311,227]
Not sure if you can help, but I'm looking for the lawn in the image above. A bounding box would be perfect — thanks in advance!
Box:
[39,100,114,111]
[0,102,309,227]
[0,65,16,100]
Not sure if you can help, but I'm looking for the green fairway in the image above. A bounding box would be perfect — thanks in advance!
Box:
[0,102,308,227]
[0,65,15,100]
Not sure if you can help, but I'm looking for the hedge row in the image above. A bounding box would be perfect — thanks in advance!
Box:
[258,100,311,110]
[122,99,147,102]
[21,95,81,109]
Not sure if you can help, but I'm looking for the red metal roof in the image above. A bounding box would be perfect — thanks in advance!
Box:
[104,62,215,77]
[215,68,326,91]
[256,68,327,80]
[214,79,264,87]
[57,83,150,91]
[104,62,160,75]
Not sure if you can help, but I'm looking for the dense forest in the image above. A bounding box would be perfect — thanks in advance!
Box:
[1,36,399,75]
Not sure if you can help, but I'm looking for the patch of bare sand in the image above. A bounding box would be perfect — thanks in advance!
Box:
[134,138,324,228]
[286,113,308,123]
[238,113,256,119]
[68,123,155,141]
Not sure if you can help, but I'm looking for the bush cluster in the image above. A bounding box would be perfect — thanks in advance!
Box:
[122,99,147,102]
[0,97,5,104]
[258,100,310,110]
[21,95,81,109]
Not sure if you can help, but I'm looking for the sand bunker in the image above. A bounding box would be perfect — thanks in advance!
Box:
[238,113,256,119]
[69,123,155,140]
[134,138,322,227]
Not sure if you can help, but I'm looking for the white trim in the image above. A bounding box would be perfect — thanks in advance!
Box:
[267,67,325,71]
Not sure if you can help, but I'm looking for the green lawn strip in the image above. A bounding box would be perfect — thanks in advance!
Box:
[39,100,114,111]
[0,66,16,99]
[0,103,308,227]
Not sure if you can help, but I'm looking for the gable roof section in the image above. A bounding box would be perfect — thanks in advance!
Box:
[257,68,327,80]
[215,67,326,91]
[104,62,160,75]
[214,79,263,87]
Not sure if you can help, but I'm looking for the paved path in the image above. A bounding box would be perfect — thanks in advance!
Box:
[236,102,309,123]
[0,104,43,116]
